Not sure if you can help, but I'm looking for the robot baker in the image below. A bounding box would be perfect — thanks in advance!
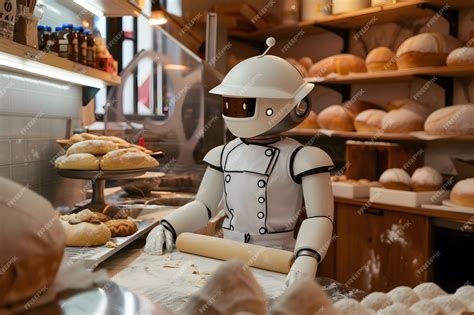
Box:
[145,38,335,286]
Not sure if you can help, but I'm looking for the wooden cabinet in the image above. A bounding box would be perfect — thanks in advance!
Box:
[332,202,430,292]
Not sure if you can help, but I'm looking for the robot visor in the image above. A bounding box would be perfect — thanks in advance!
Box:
[223,97,256,118]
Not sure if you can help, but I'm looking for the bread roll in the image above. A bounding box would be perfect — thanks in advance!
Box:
[296,111,319,129]
[344,100,381,121]
[382,100,431,133]
[298,56,313,69]
[379,168,412,191]
[355,109,387,132]
[105,219,138,237]
[410,166,443,192]
[450,178,474,207]
[317,105,354,131]
[60,210,111,246]
[96,135,130,147]
[294,63,309,77]
[66,139,118,156]
[100,149,159,170]
[424,104,474,135]
[309,54,367,77]
[447,47,474,66]
[396,33,462,69]
[366,47,398,72]
[56,153,100,170]
[0,178,65,307]
[69,132,99,143]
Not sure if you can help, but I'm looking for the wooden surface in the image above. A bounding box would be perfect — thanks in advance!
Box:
[335,202,429,292]
[0,38,121,86]
[76,0,142,17]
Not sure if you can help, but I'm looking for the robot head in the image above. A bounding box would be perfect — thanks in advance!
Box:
[209,38,315,138]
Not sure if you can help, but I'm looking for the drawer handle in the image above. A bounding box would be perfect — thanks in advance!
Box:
[363,208,384,216]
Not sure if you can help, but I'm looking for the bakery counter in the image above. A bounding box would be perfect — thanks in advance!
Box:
[334,197,473,222]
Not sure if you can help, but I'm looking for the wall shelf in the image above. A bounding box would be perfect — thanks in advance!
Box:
[0,38,121,88]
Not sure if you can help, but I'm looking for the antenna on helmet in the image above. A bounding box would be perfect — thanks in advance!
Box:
[260,37,276,57]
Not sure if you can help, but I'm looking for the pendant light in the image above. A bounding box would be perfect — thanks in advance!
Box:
[149,0,168,25]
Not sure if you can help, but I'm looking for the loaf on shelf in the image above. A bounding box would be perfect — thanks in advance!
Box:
[447,46,474,66]
[366,47,398,72]
[410,166,443,192]
[396,33,462,69]
[296,111,319,129]
[450,178,474,207]
[354,109,387,132]
[424,104,474,135]
[318,101,380,131]
[379,168,412,191]
[308,54,367,77]
[381,99,431,133]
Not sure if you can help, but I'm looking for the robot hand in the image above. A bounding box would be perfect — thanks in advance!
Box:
[144,224,174,255]
[285,256,318,287]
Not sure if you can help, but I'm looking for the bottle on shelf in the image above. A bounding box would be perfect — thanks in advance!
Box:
[50,26,62,56]
[85,29,96,68]
[37,25,45,50]
[58,24,78,63]
[74,26,87,65]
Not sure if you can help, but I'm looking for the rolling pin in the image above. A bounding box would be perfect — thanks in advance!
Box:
[176,233,294,274]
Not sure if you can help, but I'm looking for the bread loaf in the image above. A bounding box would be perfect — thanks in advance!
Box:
[66,139,118,156]
[105,219,138,237]
[309,54,367,77]
[382,100,431,133]
[354,109,387,132]
[450,178,474,207]
[410,166,443,192]
[100,149,159,170]
[69,132,99,143]
[379,168,412,191]
[298,57,313,69]
[424,104,474,135]
[396,33,462,69]
[56,153,100,170]
[447,47,474,66]
[296,111,319,129]
[343,100,381,121]
[0,178,65,307]
[366,47,397,72]
[317,105,354,131]
[60,210,111,246]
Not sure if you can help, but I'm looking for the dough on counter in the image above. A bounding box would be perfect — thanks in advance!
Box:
[387,286,420,306]
[432,295,469,314]
[360,292,393,311]
[56,153,100,170]
[410,167,443,192]
[379,168,412,191]
[333,299,374,315]
[413,282,446,300]
[410,300,445,315]
[100,149,158,170]
[378,302,415,315]
[454,285,474,311]
[66,139,118,156]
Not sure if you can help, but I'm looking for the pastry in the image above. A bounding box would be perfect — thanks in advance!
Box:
[296,111,319,129]
[354,109,387,132]
[94,212,111,222]
[308,54,367,77]
[366,47,397,72]
[450,178,474,207]
[410,166,443,192]
[101,149,158,170]
[0,177,65,307]
[379,168,412,191]
[396,33,462,69]
[60,210,111,246]
[66,139,118,156]
[382,100,431,133]
[298,56,313,70]
[55,153,100,170]
[447,46,474,66]
[105,219,138,237]
[424,104,474,135]
[69,132,99,143]
[317,105,354,131]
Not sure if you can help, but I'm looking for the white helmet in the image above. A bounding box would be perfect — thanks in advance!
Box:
[210,38,314,138]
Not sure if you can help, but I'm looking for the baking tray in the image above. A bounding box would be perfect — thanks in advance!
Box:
[64,218,160,270]
[369,187,450,207]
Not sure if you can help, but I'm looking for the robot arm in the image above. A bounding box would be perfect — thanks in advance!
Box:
[145,146,224,255]
[286,146,334,286]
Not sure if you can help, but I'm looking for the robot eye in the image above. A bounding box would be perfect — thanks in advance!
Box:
[242,103,247,111]
[266,108,273,116]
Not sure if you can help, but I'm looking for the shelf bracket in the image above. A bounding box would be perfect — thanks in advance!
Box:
[417,3,459,37]
[415,75,454,107]
[82,87,101,107]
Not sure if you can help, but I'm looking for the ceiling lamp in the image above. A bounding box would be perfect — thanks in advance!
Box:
[149,0,168,25]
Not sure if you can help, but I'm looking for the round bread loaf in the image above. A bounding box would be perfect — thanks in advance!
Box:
[366,47,398,72]
[0,177,65,307]
[105,219,138,237]
[424,104,474,135]
[309,54,367,77]
[396,33,462,69]
[410,166,443,192]
[447,47,474,66]
[382,100,431,133]
[450,178,474,207]
[296,111,319,129]
[69,132,99,143]
[343,100,381,121]
[66,139,118,156]
[317,105,354,131]
[294,63,309,77]
[100,149,159,170]
[298,56,313,69]
[56,153,100,170]
[355,109,387,132]
[379,168,412,191]
[60,210,111,246]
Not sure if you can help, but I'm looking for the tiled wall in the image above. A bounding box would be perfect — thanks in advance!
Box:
[0,69,87,207]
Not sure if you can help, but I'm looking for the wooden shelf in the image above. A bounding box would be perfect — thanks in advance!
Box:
[0,38,121,87]
[229,0,472,41]
[284,128,474,142]
[74,0,143,17]
[305,64,474,85]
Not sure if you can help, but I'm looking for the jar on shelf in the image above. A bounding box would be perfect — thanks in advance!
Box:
[301,0,331,21]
